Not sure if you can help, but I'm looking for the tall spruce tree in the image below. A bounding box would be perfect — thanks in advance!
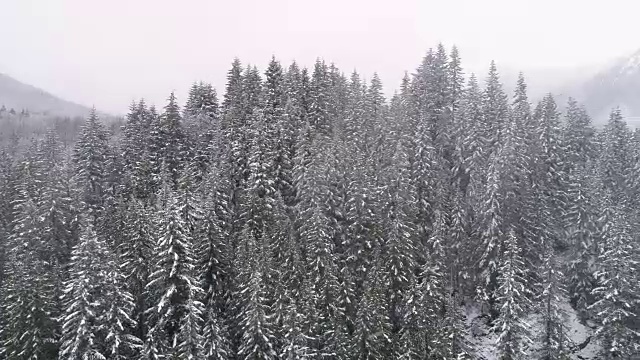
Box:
[73,108,108,226]
[60,223,139,360]
[144,182,204,359]
[493,230,532,360]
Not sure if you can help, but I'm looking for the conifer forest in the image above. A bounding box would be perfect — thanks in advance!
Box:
[0,45,639,359]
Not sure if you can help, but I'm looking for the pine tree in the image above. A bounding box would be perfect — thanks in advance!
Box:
[456,73,484,199]
[309,59,331,135]
[442,291,475,359]
[103,251,143,359]
[2,196,59,359]
[158,92,187,185]
[294,137,344,356]
[402,244,447,358]
[222,59,246,193]
[565,165,598,317]
[73,108,108,225]
[0,148,11,299]
[262,56,295,205]
[146,105,164,197]
[350,254,391,359]
[536,239,571,359]
[364,72,389,182]
[482,61,509,154]
[234,223,278,360]
[183,82,220,180]
[477,149,504,302]
[39,143,77,269]
[201,305,230,360]
[599,108,634,205]
[280,298,310,359]
[120,198,155,342]
[563,98,595,170]
[533,94,566,246]
[493,230,532,360]
[60,223,139,360]
[198,169,233,360]
[144,185,204,359]
[503,76,540,277]
[122,100,150,200]
[589,195,639,359]
[381,142,418,354]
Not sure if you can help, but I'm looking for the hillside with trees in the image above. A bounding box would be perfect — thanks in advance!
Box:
[0,45,638,359]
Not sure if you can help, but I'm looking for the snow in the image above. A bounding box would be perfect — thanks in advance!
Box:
[463,298,600,359]
[561,300,600,360]
[620,51,640,76]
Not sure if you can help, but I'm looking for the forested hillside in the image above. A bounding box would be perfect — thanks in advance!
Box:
[0,73,91,118]
[0,45,638,359]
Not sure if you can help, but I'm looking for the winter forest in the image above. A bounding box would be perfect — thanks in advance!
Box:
[0,44,638,359]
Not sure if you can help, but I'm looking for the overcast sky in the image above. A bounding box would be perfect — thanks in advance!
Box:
[1,0,639,114]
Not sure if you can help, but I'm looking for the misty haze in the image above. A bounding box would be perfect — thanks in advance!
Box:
[0,1,639,359]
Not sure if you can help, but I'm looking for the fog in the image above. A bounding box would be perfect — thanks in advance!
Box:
[1,0,638,113]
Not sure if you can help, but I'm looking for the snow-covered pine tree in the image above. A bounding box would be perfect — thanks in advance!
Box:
[60,223,139,359]
[599,108,634,205]
[144,183,204,359]
[230,64,262,207]
[198,167,233,360]
[222,59,246,195]
[2,195,59,359]
[402,237,446,358]
[120,198,156,342]
[234,221,278,360]
[350,252,392,359]
[381,152,417,355]
[146,104,164,197]
[427,43,452,152]
[263,56,295,204]
[442,290,475,360]
[201,304,230,360]
[589,194,639,359]
[302,205,343,358]
[482,61,509,157]
[122,100,150,200]
[102,247,143,359]
[177,163,205,238]
[158,92,188,186]
[476,148,504,304]
[73,108,108,226]
[183,81,220,182]
[0,148,11,304]
[533,94,566,248]
[536,238,571,359]
[493,230,532,360]
[308,59,331,136]
[38,136,78,270]
[503,77,542,282]
[563,98,595,171]
[280,290,310,359]
[449,46,465,123]
[565,164,599,318]
[363,72,392,190]
[222,58,244,129]
[456,73,485,201]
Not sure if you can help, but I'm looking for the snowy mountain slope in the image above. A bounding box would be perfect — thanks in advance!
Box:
[0,72,91,117]
[568,49,640,125]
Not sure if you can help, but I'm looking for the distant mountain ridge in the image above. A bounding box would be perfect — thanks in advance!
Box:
[570,49,640,125]
[0,72,91,117]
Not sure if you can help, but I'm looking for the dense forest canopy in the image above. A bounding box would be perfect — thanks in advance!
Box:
[0,45,638,359]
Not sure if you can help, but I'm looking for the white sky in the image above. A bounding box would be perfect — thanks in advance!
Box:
[1,0,639,114]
